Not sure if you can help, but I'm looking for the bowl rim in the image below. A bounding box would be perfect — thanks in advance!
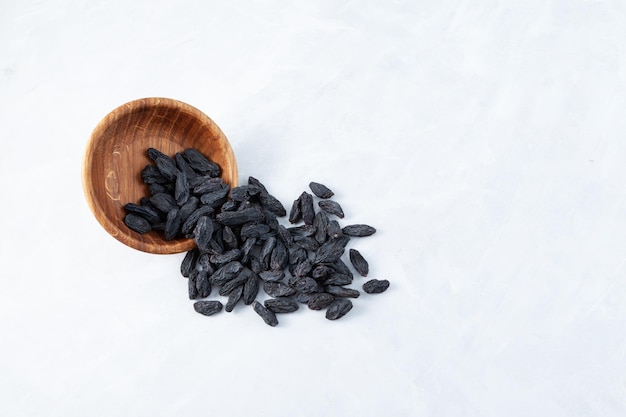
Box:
[82,97,237,254]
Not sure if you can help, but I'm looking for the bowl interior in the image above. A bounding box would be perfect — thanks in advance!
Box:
[83,97,238,254]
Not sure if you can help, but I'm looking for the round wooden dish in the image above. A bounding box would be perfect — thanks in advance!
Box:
[83,97,238,254]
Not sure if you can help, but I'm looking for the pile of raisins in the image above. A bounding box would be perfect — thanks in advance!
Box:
[123,148,389,326]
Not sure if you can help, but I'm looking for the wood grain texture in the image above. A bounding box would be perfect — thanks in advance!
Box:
[82,97,238,254]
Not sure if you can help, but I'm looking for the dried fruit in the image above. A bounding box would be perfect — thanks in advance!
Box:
[124,213,151,234]
[349,249,369,277]
[180,249,198,277]
[209,261,244,285]
[289,198,301,224]
[179,197,200,222]
[342,224,376,237]
[216,208,262,226]
[264,298,299,313]
[318,200,344,218]
[175,152,197,179]
[182,148,220,176]
[146,147,169,162]
[155,156,179,182]
[125,147,388,327]
[219,268,252,296]
[259,236,277,269]
[222,226,239,249]
[196,271,212,298]
[326,220,343,239]
[313,211,329,244]
[124,203,160,224]
[259,270,285,282]
[293,277,321,294]
[210,249,241,265]
[313,236,350,264]
[252,301,278,326]
[193,300,223,316]
[181,205,213,235]
[270,241,288,271]
[292,259,313,277]
[363,279,390,294]
[240,223,270,239]
[309,182,334,199]
[300,192,315,225]
[242,273,260,305]
[263,282,296,298]
[164,208,181,240]
[259,192,286,217]
[307,293,335,310]
[325,285,360,298]
[193,216,214,250]
[188,272,198,299]
[248,176,268,192]
[200,187,229,207]
[192,177,226,194]
[325,298,353,320]
[323,272,352,286]
[225,285,243,312]
[149,192,177,214]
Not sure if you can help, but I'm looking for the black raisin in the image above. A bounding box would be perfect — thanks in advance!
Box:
[216,208,263,226]
[325,298,352,320]
[318,200,344,218]
[349,249,369,277]
[193,216,214,250]
[259,191,286,217]
[325,285,360,298]
[307,293,335,310]
[149,192,178,214]
[225,286,243,312]
[252,301,278,326]
[313,236,350,264]
[363,279,390,294]
[155,156,179,181]
[124,213,152,234]
[264,298,299,313]
[164,208,182,240]
[293,277,321,294]
[289,197,302,224]
[309,182,334,199]
[259,270,285,282]
[342,224,376,237]
[193,300,223,316]
[313,211,329,244]
[174,171,189,206]
[300,192,315,225]
[180,249,199,277]
[123,203,161,224]
[182,148,220,176]
[242,273,260,305]
[263,282,296,298]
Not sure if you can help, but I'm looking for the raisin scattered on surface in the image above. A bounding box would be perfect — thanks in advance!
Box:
[253,301,279,327]
[264,298,299,314]
[309,182,334,199]
[342,224,376,237]
[123,147,389,327]
[363,279,390,294]
[325,299,353,320]
[349,249,369,277]
[318,200,344,218]
[193,300,223,316]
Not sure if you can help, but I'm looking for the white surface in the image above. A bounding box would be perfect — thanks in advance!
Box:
[1,0,626,415]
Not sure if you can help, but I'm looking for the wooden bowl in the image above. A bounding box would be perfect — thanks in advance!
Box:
[82,97,238,254]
